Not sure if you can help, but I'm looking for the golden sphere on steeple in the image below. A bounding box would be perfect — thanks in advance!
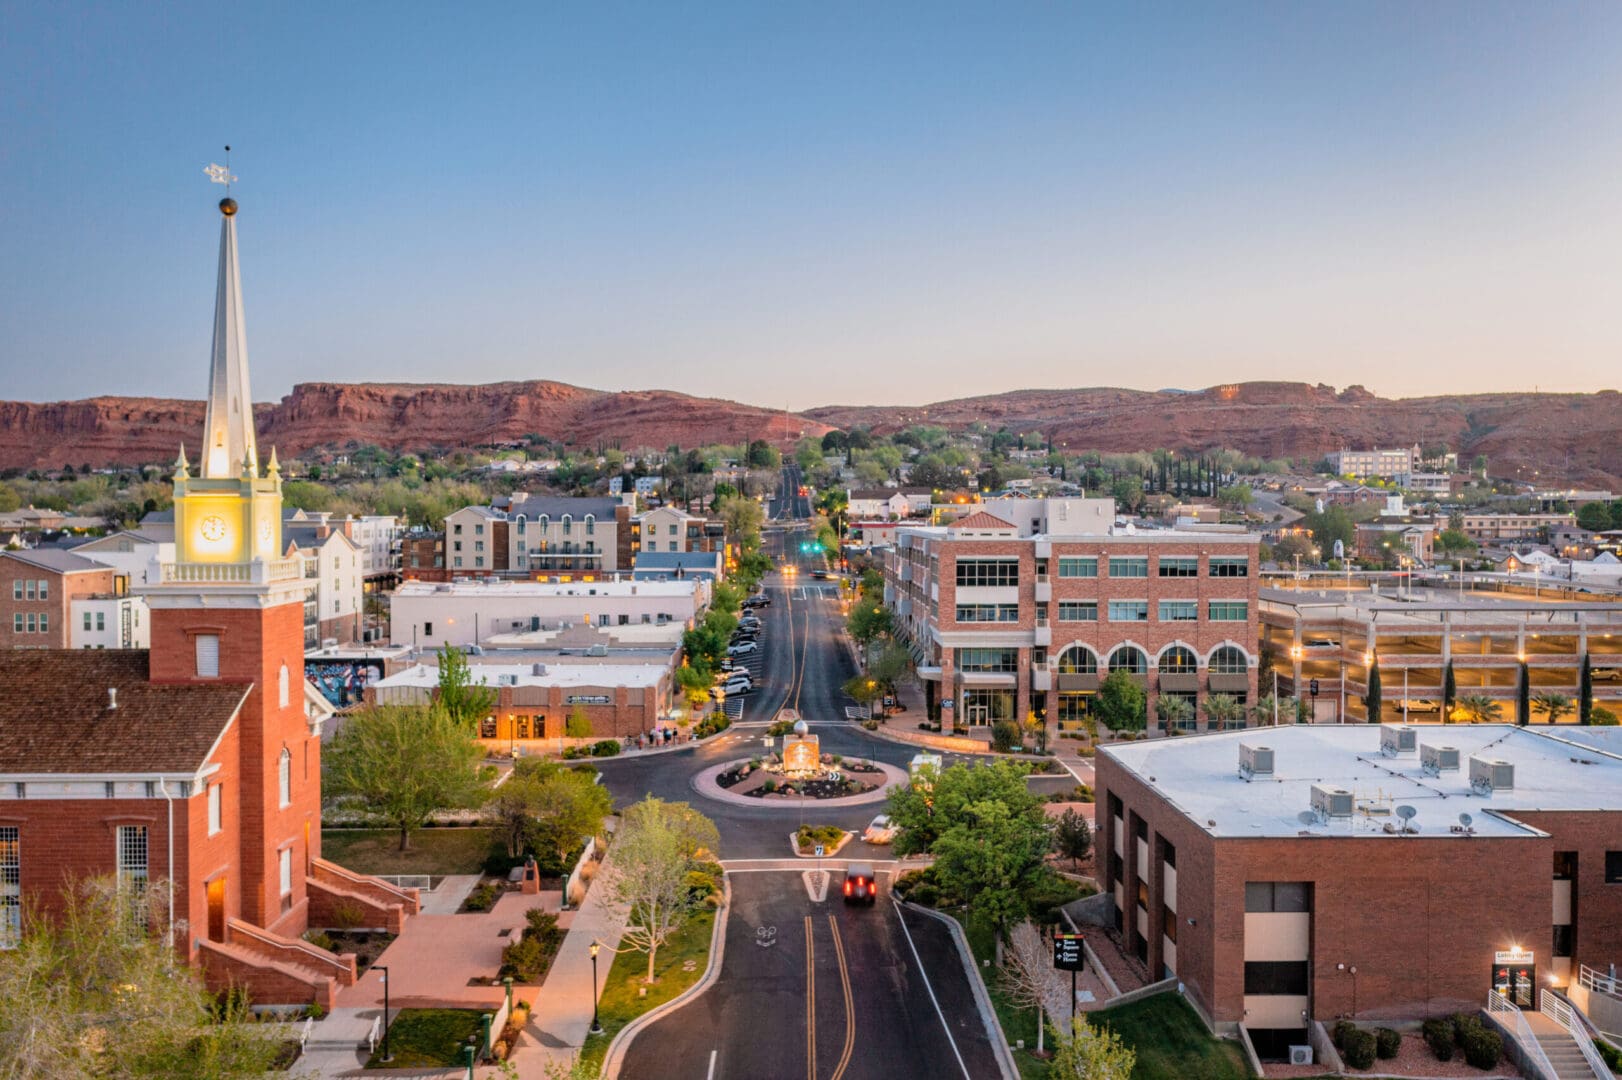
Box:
[219,197,238,216]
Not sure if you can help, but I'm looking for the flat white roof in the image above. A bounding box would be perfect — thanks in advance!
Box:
[374,662,667,690]
[394,579,698,599]
[1101,724,1622,840]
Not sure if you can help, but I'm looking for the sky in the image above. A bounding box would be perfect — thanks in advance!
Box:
[2,2,1620,412]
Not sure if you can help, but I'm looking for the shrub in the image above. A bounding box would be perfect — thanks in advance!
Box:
[861,719,879,731]
[462,882,501,912]
[590,739,621,757]
[524,908,561,942]
[991,720,1021,753]
[1342,1028,1377,1070]
[302,929,336,952]
[1459,1024,1501,1069]
[767,719,796,737]
[500,934,549,982]
[569,762,600,777]
[1332,1020,1356,1049]
[1421,1017,1455,1061]
[685,869,720,902]
[761,778,777,793]
[1023,873,1084,922]
[332,901,366,929]
[1374,1027,1401,1059]
[561,746,581,760]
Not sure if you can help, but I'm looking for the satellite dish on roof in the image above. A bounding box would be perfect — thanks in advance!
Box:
[1297,811,1318,827]
[1396,805,1417,821]
[1458,812,1473,827]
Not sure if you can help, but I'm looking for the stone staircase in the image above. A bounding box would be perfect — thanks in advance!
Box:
[199,918,358,1012]
[1531,1028,1603,1080]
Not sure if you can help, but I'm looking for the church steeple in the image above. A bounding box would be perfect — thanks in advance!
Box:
[200,194,257,480]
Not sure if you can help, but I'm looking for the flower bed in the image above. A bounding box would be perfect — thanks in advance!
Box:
[715,753,885,799]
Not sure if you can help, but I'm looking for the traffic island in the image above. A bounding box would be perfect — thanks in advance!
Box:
[692,756,907,807]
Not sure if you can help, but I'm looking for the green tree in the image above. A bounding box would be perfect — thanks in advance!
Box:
[437,645,496,729]
[1155,694,1193,732]
[1533,692,1573,725]
[1456,694,1500,724]
[1094,670,1147,734]
[1576,501,1615,532]
[843,674,884,713]
[1049,1018,1137,1080]
[0,877,288,1078]
[564,704,593,739]
[1053,807,1093,870]
[714,495,765,552]
[1217,483,1253,512]
[868,640,914,696]
[325,704,490,850]
[611,797,720,983]
[1443,660,1457,717]
[931,797,1053,936]
[1301,504,1356,557]
[0,483,19,514]
[846,595,894,647]
[1516,661,1530,726]
[886,760,1040,858]
[1365,656,1382,724]
[1580,653,1593,725]
[1434,529,1477,558]
[495,760,613,865]
[1202,693,1245,730]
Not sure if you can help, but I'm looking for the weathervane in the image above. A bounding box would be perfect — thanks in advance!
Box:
[204,145,236,192]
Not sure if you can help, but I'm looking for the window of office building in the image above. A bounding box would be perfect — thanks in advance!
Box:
[1109,646,1148,674]
[1158,557,1198,577]
[955,558,1020,587]
[1208,600,1248,622]
[958,648,1019,673]
[1158,646,1197,673]
[1606,851,1622,884]
[1055,645,1098,674]
[955,604,1019,623]
[1245,881,1310,912]
[1244,961,1309,996]
[1210,645,1248,674]
[1057,557,1098,578]
[1158,600,1197,621]
[1108,557,1149,578]
[1108,600,1149,622]
[1058,601,1097,621]
[1209,556,1250,578]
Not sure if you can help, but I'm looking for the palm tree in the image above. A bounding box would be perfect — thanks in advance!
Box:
[1155,695,1193,734]
[1202,693,1245,731]
[1456,694,1501,724]
[1532,692,1574,725]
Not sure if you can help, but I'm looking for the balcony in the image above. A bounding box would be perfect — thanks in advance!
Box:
[159,558,302,585]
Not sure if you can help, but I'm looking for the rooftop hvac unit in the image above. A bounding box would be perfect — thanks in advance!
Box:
[588,644,608,657]
[1420,744,1460,775]
[1289,1047,1313,1066]
[1311,785,1355,819]
[1238,744,1274,780]
[1469,756,1515,795]
[1379,724,1417,756]
[531,663,547,676]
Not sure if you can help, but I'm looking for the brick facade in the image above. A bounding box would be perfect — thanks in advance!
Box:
[0,555,116,649]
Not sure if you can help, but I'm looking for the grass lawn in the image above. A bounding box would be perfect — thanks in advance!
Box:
[578,909,717,1073]
[321,827,500,878]
[365,1007,485,1068]
[1092,994,1252,1080]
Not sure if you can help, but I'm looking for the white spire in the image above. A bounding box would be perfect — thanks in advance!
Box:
[200,198,257,479]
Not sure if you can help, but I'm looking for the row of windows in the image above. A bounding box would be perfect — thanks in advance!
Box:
[955,604,1020,623]
[957,648,1020,672]
[515,515,598,534]
[11,613,49,634]
[1056,643,1250,675]
[955,558,1020,587]
[1052,600,1247,623]
[10,579,50,600]
[1052,556,1250,579]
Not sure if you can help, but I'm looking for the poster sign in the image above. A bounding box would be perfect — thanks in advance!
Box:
[565,694,611,705]
[1053,933,1086,972]
[1493,949,1533,964]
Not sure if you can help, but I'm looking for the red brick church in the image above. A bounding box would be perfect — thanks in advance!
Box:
[0,191,417,1008]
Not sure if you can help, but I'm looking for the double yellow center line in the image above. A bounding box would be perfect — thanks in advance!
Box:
[804,914,856,1080]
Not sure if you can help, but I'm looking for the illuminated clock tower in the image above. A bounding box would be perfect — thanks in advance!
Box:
[139,191,322,938]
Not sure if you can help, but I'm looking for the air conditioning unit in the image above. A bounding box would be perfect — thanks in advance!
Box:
[588,643,608,657]
[531,663,548,676]
[1469,756,1515,795]
[1379,724,1417,756]
[1289,1046,1313,1066]
[1311,784,1355,819]
[1238,744,1274,780]
[1420,743,1460,775]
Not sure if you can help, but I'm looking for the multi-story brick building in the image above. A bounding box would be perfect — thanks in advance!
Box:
[1462,512,1576,544]
[440,496,638,577]
[885,499,1261,738]
[636,506,725,556]
[1,549,119,649]
[1094,724,1622,1059]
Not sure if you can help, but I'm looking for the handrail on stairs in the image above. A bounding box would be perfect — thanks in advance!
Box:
[1540,989,1610,1080]
[1487,989,1559,1080]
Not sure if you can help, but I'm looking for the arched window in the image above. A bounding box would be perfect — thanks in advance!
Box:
[1210,645,1249,674]
[561,515,573,534]
[513,513,527,532]
[1158,646,1197,674]
[584,514,596,535]
[278,663,290,708]
[537,514,549,532]
[1108,646,1148,674]
[1055,645,1098,674]
[278,748,292,808]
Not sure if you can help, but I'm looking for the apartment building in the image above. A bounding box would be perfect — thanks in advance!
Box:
[283,521,363,647]
[1326,446,1418,479]
[443,497,637,576]
[0,549,119,649]
[1094,725,1622,1059]
[445,506,509,573]
[1462,512,1576,544]
[885,498,1261,739]
[636,506,725,555]
[400,530,444,574]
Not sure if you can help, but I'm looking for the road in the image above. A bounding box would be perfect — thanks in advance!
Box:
[599,535,1009,1080]
[771,463,813,520]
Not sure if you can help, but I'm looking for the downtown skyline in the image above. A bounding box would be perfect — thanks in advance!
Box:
[3,2,1621,410]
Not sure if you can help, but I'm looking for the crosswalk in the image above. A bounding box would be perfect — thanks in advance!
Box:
[791,586,839,599]
[720,647,766,720]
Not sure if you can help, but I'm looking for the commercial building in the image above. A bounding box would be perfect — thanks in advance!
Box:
[1260,585,1622,722]
[636,506,726,555]
[1,549,120,649]
[440,496,639,577]
[1094,725,1622,1055]
[885,498,1261,739]
[847,487,934,520]
[1462,512,1576,544]
[389,576,709,650]
[1326,446,1418,479]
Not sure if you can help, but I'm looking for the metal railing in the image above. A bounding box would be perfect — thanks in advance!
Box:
[374,874,433,892]
[298,1016,313,1048]
[366,1015,382,1054]
[1486,989,1559,1080]
[160,558,303,585]
[1540,989,1610,1080]
[1580,964,1620,998]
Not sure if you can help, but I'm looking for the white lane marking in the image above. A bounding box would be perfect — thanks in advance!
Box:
[891,897,972,1080]
[707,1048,717,1079]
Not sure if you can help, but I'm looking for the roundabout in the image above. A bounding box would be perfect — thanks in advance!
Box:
[690,755,908,808]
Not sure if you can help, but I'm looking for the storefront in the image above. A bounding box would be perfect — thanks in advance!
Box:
[1492,947,1535,1007]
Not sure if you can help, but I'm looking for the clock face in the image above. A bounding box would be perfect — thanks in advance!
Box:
[200,515,228,543]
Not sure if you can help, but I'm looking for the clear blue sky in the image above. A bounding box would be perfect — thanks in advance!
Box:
[3,2,1619,410]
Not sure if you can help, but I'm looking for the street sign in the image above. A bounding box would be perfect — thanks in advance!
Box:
[1309,679,1320,698]
[1053,934,1086,972]
[814,845,825,857]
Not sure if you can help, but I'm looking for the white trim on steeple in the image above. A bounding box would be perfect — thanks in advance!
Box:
[201,206,257,479]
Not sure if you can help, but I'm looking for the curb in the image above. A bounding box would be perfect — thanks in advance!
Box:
[600,877,731,1079]
[787,829,853,859]
[904,902,1020,1080]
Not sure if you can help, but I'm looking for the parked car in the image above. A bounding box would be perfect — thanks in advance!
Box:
[727,641,759,656]
[843,863,878,905]
[1402,698,1441,714]
[1303,636,1339,650]
[862,815,896,844]
[1593,667,1622,683]
[723,679,753,695]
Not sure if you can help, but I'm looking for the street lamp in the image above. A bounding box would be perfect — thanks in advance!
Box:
[589,941,604,1035]
[375,965,392,1062]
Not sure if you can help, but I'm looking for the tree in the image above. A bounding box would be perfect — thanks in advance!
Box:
[1300,504,1356,557]
[1434,529,1477,558]
[1202,693,1245,731]
[325,704,490,850]
[437,645,496,729]
[1365,655,1382,725]
[1216,483,1253,512]
[1053,807,1092,870]
[1576,501,1615,532]
[1049,1018,1137,1080]
[714,495,764,552]
[1516,662,1530,726]
[1580,653,1593,725]
[489,761,612,863]
[611,798,719,983]
[1443,660,1457,718]
[1094,670,1147,734]
[846,595,894,646]
[0,877,287,1079]
[886,760,1040,858]
[932,797,1053,937]
[565,704,593,739]
[1455,694,1500,724]
[1002,920,1068,1055]
[843,674,883,713]
[868,640,914,697]
[1533,692,1573,725]
[1155,694,1193,732]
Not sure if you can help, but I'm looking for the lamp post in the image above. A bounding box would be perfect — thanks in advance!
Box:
[375,965,392,1063]
[589,941,604,1035]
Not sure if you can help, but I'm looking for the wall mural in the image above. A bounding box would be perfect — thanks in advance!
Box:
[306,660,382,708]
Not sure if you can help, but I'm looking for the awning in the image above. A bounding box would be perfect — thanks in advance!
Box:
[1056,673,1099,692]
[1157,673,1200,693]
[1208,673,1251,694]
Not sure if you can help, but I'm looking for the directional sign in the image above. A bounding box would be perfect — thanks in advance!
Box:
[814,845,825,857]
[1053,933,1086,972]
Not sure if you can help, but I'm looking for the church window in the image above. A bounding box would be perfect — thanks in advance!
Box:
[0,827,19,948]
[208,782,222,835]
[278,749,291,808]
[278,663,289,708]
[195,635,220,678]
[116,826,148,933]
[278,847,292,896]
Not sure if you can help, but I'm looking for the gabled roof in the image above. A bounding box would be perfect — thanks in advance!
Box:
[0,548,110,574]
[948,511,1016,531]
[0,651,250,775]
